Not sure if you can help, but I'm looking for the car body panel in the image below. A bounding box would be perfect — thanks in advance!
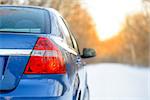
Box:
[0,6,88,100]
[0,33,39,91]
[1,79,62,97]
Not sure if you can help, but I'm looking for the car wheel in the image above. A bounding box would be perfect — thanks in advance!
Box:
[83,86,90,100]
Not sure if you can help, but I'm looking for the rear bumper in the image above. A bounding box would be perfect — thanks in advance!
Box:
[0,97,72,100]
[0,96,72,100]
[0,97,71,100]
[0,79,73,100]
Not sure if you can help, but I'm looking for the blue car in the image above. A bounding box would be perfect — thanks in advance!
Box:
[0,6,96,100]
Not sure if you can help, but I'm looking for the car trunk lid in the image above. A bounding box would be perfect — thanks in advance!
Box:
[0,33,38,91]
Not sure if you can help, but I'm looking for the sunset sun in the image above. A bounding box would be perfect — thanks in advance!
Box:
[84,0,142,41]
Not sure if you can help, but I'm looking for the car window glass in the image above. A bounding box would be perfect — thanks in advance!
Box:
[62,19,79,53]
[0,7,48,34]
[71,35,79,52]
[51,14,64,39]
[57,17,73,48]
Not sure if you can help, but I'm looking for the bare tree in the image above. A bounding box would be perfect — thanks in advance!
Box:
[142,0,150,66]
[25,0,48,6]
[0,0,14,4]
[120,11,150,66]
[50,0,80,18]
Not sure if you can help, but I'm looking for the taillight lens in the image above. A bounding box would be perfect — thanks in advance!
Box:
[24,37,66,74]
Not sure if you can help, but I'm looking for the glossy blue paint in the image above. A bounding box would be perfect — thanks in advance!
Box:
[0,34,38,49]
[0,56,5,79]
[0,79,72,100]
[0,6,88,100]
[0,56,29,90]
[0,33,38,91]
[1,79,63,97]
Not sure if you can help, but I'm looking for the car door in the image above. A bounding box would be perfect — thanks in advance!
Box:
[69,32,87,96]
[50,13,78,86]
[59,17,87,96]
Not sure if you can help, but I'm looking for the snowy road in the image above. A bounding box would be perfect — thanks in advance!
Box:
[86,63,150,100]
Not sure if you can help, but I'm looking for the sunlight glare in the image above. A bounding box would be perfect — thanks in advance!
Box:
[83,0,142,41]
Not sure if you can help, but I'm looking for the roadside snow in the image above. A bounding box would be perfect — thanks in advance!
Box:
[86,63,150,100]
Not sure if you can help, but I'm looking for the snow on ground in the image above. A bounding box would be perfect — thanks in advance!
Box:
[86,63,150,100]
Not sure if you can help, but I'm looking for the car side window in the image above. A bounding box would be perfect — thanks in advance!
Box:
[60,18,79,52]
[51,14,64,39]
[61,18,80,53]
[57,17,73,48]
[71,34,79,53]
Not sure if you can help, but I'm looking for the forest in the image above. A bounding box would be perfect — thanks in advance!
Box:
[0,0,150,67]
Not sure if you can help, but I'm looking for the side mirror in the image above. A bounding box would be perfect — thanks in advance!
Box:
[81,48,96,58]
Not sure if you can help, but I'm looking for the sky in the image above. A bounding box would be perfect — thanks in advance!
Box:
[82,0,142,41]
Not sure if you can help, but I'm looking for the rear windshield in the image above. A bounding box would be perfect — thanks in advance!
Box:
[0,7,49,34]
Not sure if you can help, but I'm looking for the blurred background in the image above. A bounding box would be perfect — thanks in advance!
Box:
[0,0,149,67]
[0,0,149,99]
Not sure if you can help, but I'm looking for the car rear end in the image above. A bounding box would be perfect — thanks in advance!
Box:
[0,6,72,100]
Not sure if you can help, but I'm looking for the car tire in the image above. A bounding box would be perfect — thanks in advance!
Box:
[83,86,90,100]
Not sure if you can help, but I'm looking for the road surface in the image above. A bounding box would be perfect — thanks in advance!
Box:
[86,63,149,100]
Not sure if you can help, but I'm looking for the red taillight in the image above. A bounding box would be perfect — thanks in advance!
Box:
[24,37,66,74]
